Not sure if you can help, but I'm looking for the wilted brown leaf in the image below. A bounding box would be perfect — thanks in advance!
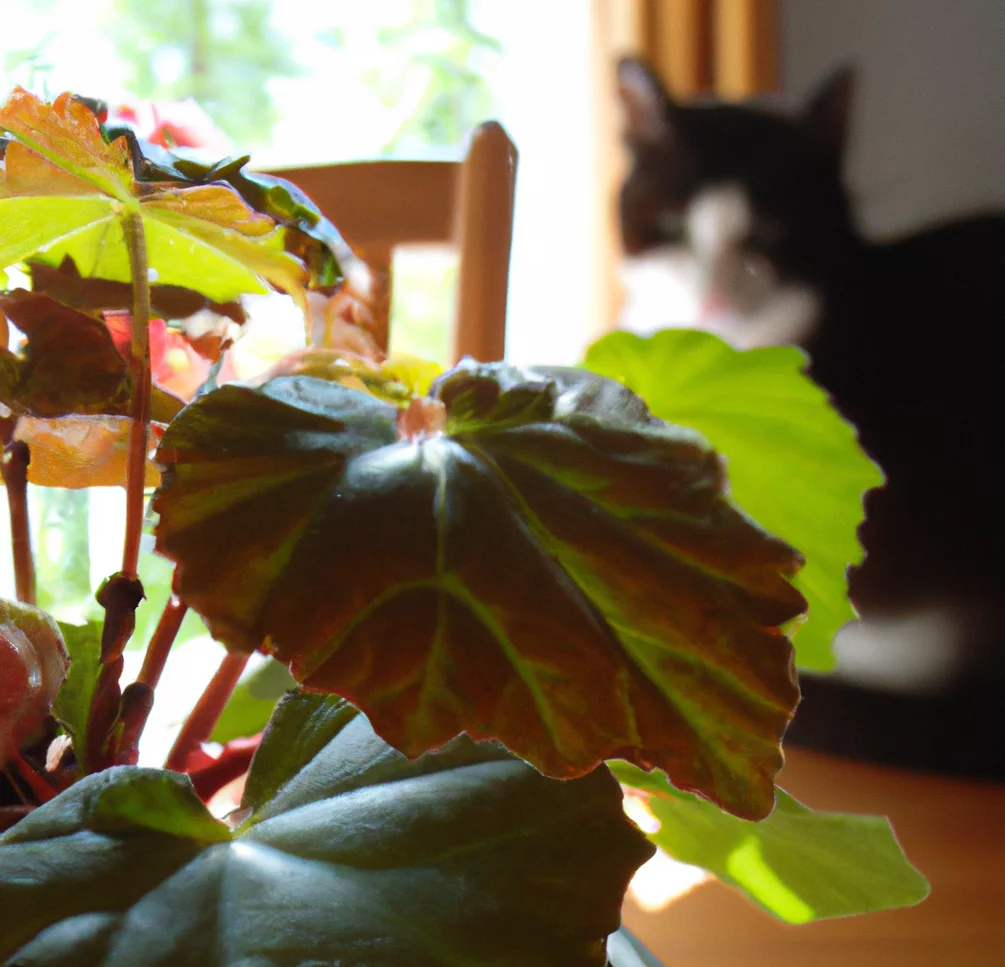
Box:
[0,291,129,418]
[16,415,163,488]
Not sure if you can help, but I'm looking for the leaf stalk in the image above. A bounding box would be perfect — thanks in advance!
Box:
[165,650,249,773]
[0,423,36,606]
[138,589,189,690]
[121,209,152,579]
[117,587,190,762]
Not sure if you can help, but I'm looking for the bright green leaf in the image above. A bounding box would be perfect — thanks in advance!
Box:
[0,197,116,269]
[154,363,806,819]
[119,145,352,290]
[0,89,313,309]
[83,769,231,842]
[584,329,883,670]
[1,714,653,966]
[146,150,353,285]
[33,209,276,305]
[377,352,443,394]
[610,761,930,922]
[51,620,102,773]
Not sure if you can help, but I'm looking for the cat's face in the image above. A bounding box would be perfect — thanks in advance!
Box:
[617,59,854,347]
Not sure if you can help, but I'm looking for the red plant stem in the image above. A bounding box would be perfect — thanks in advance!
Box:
[5,745,55,804]
[121,209,152,579]
[1,764,30,805]
[113,682,155,767]
[138,592,189,689]
[113,590,190,764]
[86,574,144,773]
[0,434,36,606]
[188,734,262,802]
[165,650,248,773]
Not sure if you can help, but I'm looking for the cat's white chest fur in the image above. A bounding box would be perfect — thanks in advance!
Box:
[619,182,821,350]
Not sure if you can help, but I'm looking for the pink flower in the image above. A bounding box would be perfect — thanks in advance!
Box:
[108,99,231,154]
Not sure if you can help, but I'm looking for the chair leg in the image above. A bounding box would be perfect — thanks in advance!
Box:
[352,244,393,355]
[452,122,518,364]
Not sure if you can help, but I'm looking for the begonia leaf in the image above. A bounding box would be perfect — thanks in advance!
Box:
[0,709,652,966]
[585,330,883,670]
[611,761,930,922]
[154,363,805,819]
[0,89,319,310]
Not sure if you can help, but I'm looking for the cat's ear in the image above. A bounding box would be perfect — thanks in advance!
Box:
[617,57,677,146]
[802,65,854,159]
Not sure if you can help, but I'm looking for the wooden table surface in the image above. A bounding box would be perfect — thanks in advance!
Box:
[622,747,1005,967]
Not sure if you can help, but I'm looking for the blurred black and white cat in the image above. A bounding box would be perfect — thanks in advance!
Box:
[616,58,1005,775]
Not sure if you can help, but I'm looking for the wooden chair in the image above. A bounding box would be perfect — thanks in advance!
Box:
[265,122,518,364]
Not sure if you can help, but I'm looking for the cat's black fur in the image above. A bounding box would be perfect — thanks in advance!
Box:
[618,58,1005,777]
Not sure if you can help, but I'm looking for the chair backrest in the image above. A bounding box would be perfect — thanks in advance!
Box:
[265,122,518,364]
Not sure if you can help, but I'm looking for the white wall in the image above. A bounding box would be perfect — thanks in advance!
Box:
[781,0,1005,238]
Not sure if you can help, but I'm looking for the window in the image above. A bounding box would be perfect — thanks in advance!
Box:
[1,0,600,761]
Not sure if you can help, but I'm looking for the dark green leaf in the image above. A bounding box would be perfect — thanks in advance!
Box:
[51,620,102,773]
[101,131,352,291]
[1,713,653,966]
[155,364,806,819]
[611,761,930,922]
[239,691,363,811]
[584,330,883,670]
[209,656,295,745]
[169,156,353,291]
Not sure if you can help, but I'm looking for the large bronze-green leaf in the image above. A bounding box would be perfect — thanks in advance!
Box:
[0,89,314,309]
[154,363,805,819]
[0,701,652,966]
